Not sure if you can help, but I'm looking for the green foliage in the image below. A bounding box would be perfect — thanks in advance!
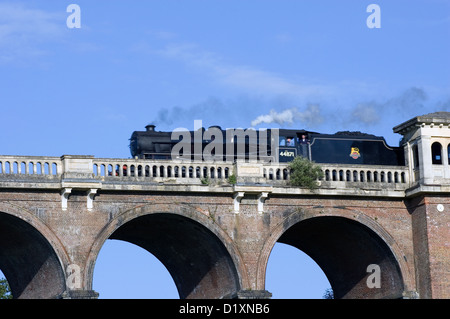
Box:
[200,177,210,185]
[287,156,324,190]
[322,288,334,299]
[227,174,237,185]
[0,278,12,299]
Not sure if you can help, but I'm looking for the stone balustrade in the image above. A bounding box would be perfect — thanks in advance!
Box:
[0,155,411,189]
[92,158,235,182]
[261,162,409,185]
[0,155,61,176]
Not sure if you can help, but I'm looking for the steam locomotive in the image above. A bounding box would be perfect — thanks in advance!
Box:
[129,124,405,166]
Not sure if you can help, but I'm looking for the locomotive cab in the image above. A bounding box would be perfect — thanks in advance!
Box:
[278,130,312,162]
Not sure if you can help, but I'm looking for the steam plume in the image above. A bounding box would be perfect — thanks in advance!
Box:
[251,104,323,127]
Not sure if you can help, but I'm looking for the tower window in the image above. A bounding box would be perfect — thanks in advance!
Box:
[448,143,450,165]
[431,142,442,165]
[412,144,419,168]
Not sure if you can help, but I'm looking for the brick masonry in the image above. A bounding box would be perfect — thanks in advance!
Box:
[0,185,448,299]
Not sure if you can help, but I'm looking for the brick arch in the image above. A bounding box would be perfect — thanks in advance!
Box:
[258,209,412,299]
[0,202,69,299]
[86,203,246,298]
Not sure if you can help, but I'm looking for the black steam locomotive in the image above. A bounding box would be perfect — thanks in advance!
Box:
[129,124,405,166]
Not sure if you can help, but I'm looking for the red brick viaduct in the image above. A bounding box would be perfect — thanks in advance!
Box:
[0,112,448,299]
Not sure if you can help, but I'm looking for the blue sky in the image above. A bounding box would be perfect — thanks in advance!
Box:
[0,0,449,298]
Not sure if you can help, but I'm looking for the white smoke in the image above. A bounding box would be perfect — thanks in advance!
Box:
[251,104,323,127]
[251,108,296,126]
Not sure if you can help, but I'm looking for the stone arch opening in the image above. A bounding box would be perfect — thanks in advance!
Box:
[274,216,405,299]
[0,212,66,299]
[92,212,241,299]
[93,239,178,298]
[266,242,332,298]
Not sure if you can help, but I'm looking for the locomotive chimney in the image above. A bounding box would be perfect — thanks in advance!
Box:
[145,124,155,132]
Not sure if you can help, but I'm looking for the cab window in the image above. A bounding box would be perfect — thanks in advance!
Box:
[279,136,286,146]
[286,137,295,146]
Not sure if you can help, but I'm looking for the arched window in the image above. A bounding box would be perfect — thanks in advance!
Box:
[431,142,442,164]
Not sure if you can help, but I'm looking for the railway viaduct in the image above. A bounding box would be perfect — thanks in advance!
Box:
[0,112,449,299]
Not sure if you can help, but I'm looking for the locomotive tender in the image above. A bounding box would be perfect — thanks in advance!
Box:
[129,124,405,166]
